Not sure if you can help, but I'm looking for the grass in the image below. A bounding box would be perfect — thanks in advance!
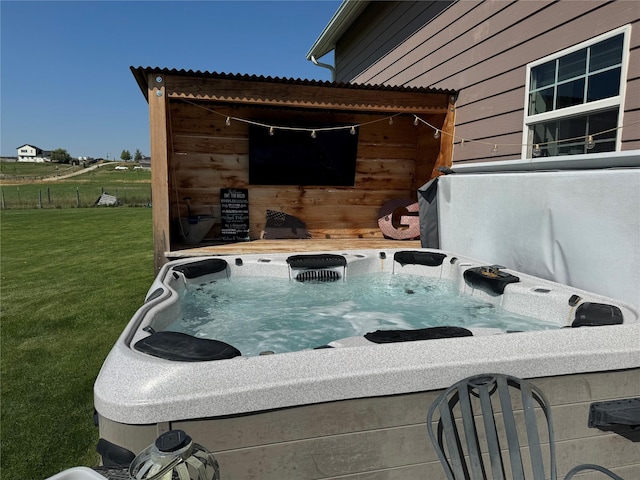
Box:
[1,161,152,209]
[1,208,154,479]
[0,161,82,177]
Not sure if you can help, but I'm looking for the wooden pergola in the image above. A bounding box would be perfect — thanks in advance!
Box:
[131,67,457,272]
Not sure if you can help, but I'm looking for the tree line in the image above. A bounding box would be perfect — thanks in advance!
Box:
[50,148,145,163]
[119,149,144,162]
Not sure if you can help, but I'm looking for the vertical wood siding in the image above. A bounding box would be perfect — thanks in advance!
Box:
[339,0,640,162]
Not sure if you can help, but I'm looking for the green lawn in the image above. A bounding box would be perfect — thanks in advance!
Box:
[1,208,154,479]
[1,162,152,209]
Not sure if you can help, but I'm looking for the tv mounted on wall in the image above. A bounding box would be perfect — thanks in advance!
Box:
[249,124,358,186]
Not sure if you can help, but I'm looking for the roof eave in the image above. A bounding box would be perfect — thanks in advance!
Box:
[131,66,151,101]
[130,67,457,97]
[306,0,370,61]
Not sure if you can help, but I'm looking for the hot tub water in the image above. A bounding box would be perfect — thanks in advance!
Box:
[166,273,558,356]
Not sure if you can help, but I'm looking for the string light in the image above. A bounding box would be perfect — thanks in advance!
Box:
[532,144,541,157]
[180,99,639,155]
[412,113,638,155]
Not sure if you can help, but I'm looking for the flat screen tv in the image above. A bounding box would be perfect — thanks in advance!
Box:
[249,124,358,186]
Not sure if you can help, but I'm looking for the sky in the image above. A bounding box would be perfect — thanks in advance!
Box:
[0,0,341,159]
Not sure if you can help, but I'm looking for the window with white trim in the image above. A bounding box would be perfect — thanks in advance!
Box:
[523,27,629,158]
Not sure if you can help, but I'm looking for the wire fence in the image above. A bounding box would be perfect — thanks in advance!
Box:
[0,185,152,209]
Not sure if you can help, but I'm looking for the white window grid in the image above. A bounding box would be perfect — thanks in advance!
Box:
[522,25,631,158]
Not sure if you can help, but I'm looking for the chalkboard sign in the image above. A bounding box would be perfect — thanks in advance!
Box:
[220,188,250,241]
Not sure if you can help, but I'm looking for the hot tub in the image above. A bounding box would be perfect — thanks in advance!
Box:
[94,249,640,478]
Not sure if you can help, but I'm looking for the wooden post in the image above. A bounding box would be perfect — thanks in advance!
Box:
[148,72,171,274]
[1,190,5,210]
[76,187,80,207]
[414,120,433,194]
[38,190,42,209]
[47,187,51,204]
[430,97,456,179]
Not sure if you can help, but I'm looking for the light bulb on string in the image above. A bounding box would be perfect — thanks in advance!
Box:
[350,126,356,135]
[181,99,639,162]
[532,144,541,157]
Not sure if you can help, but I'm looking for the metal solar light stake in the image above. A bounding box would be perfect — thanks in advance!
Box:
[128,430,220,480]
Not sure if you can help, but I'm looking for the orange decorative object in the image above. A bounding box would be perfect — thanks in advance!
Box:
[377,199,421,240]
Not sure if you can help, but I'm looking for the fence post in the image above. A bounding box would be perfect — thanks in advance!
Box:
[17,187,20,208]
[38,189,42,209]
[76,187,80,207]
[48,187,51,204]
[1,190,5,210]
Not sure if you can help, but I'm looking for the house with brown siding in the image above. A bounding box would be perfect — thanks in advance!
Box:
[305,0,640,309]
[136,1,639,272]
[307,0,640,166]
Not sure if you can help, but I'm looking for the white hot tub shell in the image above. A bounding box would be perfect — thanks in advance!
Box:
[94,248,640,479]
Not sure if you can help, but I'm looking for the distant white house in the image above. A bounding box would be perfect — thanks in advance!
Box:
[16,144,51,162]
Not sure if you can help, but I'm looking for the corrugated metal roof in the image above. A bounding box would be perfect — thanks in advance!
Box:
[130,66,456,100]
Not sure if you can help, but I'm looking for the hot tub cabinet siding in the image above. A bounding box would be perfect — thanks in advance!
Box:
[98,368,640,479]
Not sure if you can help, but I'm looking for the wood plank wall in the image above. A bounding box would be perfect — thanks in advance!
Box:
[340,0,640,163]
[167,100,445,244]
